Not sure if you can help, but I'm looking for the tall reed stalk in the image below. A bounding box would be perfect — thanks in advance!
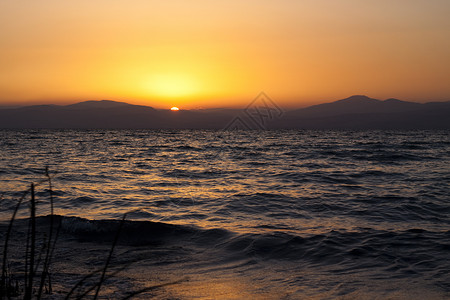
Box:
[24,184,36,300]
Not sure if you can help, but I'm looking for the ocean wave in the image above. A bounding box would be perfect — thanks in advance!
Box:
[35,216,446,274]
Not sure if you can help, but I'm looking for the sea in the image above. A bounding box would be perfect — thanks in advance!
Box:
[0,129,449,299]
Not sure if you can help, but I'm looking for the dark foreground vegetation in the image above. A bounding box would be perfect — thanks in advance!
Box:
[0,168,181,299]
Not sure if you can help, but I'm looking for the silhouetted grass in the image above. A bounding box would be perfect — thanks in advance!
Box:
[1,188,26,298]
[37,167,59,299]
[0,168,184,299]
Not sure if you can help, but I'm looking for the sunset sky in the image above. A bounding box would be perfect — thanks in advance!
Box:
[1,0,449,109]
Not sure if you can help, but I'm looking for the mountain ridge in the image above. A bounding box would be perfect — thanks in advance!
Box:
[0,95,448,129]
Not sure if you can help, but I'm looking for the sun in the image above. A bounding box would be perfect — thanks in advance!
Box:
[145,73,200,99]
[171,106,180,111]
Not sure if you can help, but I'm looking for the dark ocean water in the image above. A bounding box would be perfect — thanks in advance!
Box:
[0,129,449,299]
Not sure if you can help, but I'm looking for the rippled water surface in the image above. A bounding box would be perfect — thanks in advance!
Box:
[0,129,449,299]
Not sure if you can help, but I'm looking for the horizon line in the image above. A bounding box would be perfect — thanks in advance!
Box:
[1,94,449,111]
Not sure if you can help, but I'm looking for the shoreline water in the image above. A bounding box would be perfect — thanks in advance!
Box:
[1,129,449,298]
[1,215,449,299]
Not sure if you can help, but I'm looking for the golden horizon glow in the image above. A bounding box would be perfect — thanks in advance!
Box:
[171,106,180,111]
[1,1,449,108]
[145,74,200,99]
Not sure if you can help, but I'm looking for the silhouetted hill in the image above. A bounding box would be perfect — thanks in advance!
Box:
[274,95,449,129]
[65,100,133,109]
[0,100,233,128]
[286,95,422,117]
[0,97,449,129]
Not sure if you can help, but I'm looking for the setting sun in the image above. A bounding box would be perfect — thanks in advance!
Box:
[170,106,180,111]
[144,73,201,100]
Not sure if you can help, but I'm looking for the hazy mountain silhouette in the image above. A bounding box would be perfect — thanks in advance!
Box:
[0,100,235,129]
[289,95,422,117]
[65,100,134,109]
[0,96,448,129]
[274,95,450,129]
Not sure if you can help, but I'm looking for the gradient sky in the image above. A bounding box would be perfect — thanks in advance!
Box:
[1,0,449,109]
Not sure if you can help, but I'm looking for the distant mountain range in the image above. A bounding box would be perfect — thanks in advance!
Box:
[274,95,450,129]
[0,96,449,129]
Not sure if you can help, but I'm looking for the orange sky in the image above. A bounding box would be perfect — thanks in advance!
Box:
[0,0,449,109]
